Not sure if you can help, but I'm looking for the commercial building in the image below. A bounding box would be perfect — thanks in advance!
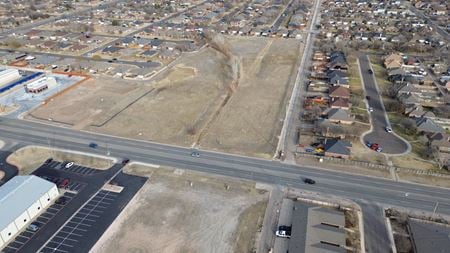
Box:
[408,218,450,253]
[0,176,59,248]
[25,76,57,93]
[0,69,21,89]
[289,202,347,253]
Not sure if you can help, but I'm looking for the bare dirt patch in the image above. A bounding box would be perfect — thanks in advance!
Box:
[28,37,301,158]
[27,77,142,127]
[86,47,231,146]
[92,164,268,253]
[7,146,114,174]
[0,170,5,181]
[199,37,302,158]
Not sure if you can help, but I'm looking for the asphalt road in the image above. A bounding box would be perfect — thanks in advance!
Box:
[358,201,393,253]
[0,118,450,218]
[358,54,410,155]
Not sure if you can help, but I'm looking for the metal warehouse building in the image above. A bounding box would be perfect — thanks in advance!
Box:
[0,69,21,89]
[0,176,59,247]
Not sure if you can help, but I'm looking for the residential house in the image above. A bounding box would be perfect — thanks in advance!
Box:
[324,138,352,159]
[384,53,403,70]
[329,86,350,99]
[416,116,445,135]
[323,108,354,124]
[330,97,350,110]
[327,70,349,87]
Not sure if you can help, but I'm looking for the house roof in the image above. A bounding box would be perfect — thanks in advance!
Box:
[325,108,354,122]
[330,97,350,108]
[416,117,445,134]
[429,133,450,148]
[324,139,351,156]
[329,86,350,98]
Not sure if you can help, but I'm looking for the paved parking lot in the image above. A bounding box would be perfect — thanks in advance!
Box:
[46,161,101,176]
[40,190,120,253]
[2,193,76,253]
[39,175,86,193]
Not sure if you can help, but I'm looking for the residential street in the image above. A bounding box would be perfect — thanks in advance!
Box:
[358,54,411,155]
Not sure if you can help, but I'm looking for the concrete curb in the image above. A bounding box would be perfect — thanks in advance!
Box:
[384,215,397,253]
[357,210,366,253]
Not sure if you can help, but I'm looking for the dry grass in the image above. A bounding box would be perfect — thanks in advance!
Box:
[92,164,268,253]
[397,171,450,188]
[86,48,230,146]
[27,77,141,128]
[28,37,302,158]
[6,146,114,174]
[351,139,387,164]
[199,37,301,158]
[0,170,5,181]
[296,155,391,179]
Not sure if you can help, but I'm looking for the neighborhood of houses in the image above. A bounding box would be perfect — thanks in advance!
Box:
[295,0,449,169]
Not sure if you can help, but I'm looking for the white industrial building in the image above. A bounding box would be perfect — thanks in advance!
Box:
[25,76,57,93]
[0,176,59,248]
[0,69,21,89]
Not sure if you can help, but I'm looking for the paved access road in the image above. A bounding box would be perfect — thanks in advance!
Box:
[0,117,449,217]
[358,54,410,155]
[358,201,393,253]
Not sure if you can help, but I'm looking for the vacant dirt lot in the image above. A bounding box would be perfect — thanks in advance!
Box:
[7,146,115,174]
[27,37,301,158]
[86,47,231,146]
[27,77,144,129]
[92,164,268,253]
[199,37,301,157]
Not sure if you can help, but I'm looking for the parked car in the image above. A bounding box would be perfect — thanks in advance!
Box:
[27,223,40,232]
[368,69,373,74]
[44,158,53,164]
[55,197,67,205]
[385,127,392,133]
[89,142,98,148]
[122,158,130,165]
[368,107,374,112]
[275,225,292,238]
[303,178,316,184]
[65,162,74,168]
[58,179,70,189]
[369,143,382,152]
[366,96,370,100]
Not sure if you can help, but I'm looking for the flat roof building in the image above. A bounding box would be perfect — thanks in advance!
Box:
[409,218,450,253]
[25,76,57,94]
[0,176,58,248]
[289,202,347,253]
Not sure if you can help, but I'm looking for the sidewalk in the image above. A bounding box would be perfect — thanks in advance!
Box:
[256,185,284,253]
